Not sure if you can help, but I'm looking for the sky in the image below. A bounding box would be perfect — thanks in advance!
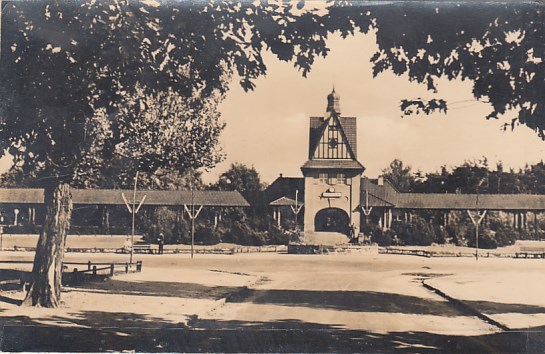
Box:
[201,30,545,185]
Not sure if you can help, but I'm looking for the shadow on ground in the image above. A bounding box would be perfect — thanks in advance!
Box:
[68,279,241,300]
[3,271,545,352]
[2,310,545,352]
[465,300,545,315]
[226,288,464,316]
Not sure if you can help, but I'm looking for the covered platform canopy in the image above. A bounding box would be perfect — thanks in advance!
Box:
[0,188,250,207]
[395,193,545,211]
[359,178,545,211]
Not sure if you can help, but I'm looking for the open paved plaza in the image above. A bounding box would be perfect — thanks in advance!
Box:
[1,250,545,352]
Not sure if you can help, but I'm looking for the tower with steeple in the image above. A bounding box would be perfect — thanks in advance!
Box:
[301,88,365,237]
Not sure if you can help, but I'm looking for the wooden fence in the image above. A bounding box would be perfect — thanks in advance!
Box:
[380,247,545,259]
[65,260,143,276]
[0,260,143,290]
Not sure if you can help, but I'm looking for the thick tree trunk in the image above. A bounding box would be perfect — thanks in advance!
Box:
[23,183,73,307]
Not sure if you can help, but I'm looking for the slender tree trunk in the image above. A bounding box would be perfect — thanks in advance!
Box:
[102,206,110,231]
[23,183,73,307]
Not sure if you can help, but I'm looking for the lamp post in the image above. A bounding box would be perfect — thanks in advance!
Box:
[131,172,138,264]
[467,178,487,261]
[290,189,303,231]
[475,178,486,260]
[0,215,4,251]
[184,185,203,259]
[475,186,480,260]
[121,172,147,265]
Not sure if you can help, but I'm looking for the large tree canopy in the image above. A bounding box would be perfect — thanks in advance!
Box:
[363,2,545,136]
[3,0,545,183]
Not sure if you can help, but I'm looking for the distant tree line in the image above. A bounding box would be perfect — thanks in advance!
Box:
[382,158,545,195]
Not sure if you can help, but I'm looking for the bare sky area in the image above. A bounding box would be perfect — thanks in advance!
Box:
[203,31,545,185]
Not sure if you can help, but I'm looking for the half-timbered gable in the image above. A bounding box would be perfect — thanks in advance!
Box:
[310,115,356,160]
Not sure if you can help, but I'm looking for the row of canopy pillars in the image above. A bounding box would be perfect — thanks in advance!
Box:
[271,205,542,235]
[8,205,541,235]
[370,207,541,232]
[0,206,38,226]
[272,205,303,228]
[0,205,229,229]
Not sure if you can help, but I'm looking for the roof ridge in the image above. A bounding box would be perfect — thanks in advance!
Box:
[365,191,396,206]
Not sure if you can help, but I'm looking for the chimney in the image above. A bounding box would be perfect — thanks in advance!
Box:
[377,176,384,186]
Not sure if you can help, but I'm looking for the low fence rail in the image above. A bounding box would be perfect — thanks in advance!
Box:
[380,248,434,258]
[381,247,545,259]
[65,260,143,276]
[2,245,286,254]
[0,260,143,290]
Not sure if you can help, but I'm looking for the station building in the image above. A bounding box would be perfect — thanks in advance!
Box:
[264,89,545,241]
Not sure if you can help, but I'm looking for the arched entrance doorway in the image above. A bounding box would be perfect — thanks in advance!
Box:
[314,208,350,234]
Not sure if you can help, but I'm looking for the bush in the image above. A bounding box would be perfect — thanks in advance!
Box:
[434,225,448,244]
[221,221,267,246]
[391,217,436,246]
[445,223,469,246]
[369,228,395,246]
[139,207,186,244]
[4,224,41,234]
[195,226,222,245]
[493,225,521,247]
[266,225,300,245]
[360,222,399,246]
[466,228,498,249]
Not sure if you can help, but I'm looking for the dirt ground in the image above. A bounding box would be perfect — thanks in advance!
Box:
[1,251,545,352]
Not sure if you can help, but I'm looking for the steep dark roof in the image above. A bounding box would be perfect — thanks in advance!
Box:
[309,117,327,159]
[360,178,398,206]
[0,189,249,207]
[339,117,358,158]
[360,191,395,208]
[262,176,304,205]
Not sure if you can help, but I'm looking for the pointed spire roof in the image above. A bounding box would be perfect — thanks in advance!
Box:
[326,87,341,114]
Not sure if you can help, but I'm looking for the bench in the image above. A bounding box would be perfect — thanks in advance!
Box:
[516,246,545,259]
[132,244,158,254]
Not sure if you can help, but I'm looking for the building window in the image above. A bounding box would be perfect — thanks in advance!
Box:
[320,173,349,185]
[319,173,327,184]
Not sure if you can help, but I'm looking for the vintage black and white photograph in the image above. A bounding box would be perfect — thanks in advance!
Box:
[1,0,545,352]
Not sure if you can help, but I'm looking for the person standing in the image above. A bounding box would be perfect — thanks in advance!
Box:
[349,223,358,240]
[157,232,165,255]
